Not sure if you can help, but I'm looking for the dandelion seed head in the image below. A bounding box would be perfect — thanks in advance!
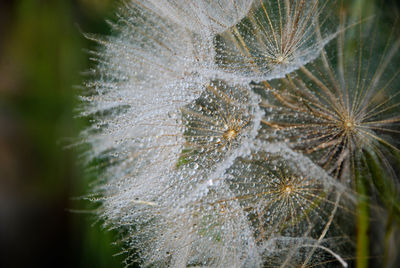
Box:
[225,151,328,238]
[85,78,264,266]
[223,127,238,141]
[179,79,262,170]
[215,0,340,82]
[271,54,290,65]
[141,0,254,36]
[259,12,400,183]
[79,0,364,266]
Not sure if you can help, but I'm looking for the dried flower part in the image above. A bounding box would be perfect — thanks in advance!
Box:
[119,146,354,268]
[78,1,215,213]
[151,183,261,267]
[215,0,339,82]
[170,139,356,267]
[87,80,261,266]
[82,77,262,247]
[225,145,354,229]
[79,0,400,267]
[179,80,262,171]
[107,164,261,267]
[80,1,215,121]
[227,154,326,237]
[259,12,400,183]
[140,0,254,36]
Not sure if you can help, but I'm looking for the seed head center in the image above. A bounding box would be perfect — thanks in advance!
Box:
[284,186,293,194]
[275,54,289,64]
[223,128,238,141]
[342,118,356,133]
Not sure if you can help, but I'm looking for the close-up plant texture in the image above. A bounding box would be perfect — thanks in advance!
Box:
[79,0,400,267]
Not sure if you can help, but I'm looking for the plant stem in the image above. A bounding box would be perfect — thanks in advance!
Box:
[356,168,369,268]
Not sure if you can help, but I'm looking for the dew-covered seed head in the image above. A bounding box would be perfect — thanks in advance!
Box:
[258,11,400,184]
[215,0,339,82]
[178,79,261,170]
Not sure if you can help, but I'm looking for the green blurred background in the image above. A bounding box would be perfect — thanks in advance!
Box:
[0,0,123,267]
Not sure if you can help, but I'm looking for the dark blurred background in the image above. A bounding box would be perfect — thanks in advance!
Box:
[0,0,123,267]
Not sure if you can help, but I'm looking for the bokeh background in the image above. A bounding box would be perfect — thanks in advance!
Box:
[0,0,124,267]
[0,0,399,268]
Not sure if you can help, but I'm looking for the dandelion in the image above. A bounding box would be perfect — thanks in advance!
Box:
[119,142,354,267]
[258,8,400,186]
[84,77,263,266]
[78,0,398,267]
[140,0,254,36]
[215,0,340,81]
[226,152,327,237]
[78,0,208,237]
[179,79,262,171]
[223,142,355,266]
[156,182,260,267]
[256,6,400,266]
